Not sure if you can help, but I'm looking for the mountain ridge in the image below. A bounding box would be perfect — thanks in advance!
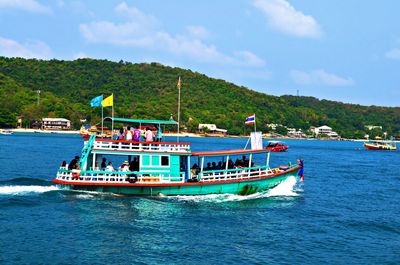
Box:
[0,57,399,138]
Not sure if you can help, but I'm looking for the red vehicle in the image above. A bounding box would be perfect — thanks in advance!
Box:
[265,141,288,152]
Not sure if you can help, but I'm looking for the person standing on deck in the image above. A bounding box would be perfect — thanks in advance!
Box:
[155,125,163,142]
[133,126,141,142]
[145,127,154,142]
[117,128,124,140]
[101,158,107,170]
[68,156,80,170]
[125,126,133,141]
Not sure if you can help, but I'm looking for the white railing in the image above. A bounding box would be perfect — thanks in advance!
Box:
[91,139,191,153]
[198,167,276,182]
[56,170,185,184]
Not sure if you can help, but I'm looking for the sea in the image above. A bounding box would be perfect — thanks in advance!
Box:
[0,133,399,264]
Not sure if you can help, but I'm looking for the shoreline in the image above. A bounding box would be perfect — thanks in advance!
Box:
[10,128,80,134]
[6,129,398,142]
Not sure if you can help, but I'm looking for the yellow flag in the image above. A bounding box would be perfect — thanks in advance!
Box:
[102,94,113,107]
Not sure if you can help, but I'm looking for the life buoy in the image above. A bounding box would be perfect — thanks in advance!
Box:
[128,174,138,183]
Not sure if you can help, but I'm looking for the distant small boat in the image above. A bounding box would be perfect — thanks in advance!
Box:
[265,141,288,152]
[0,129,13,135]
[364,140,397,151]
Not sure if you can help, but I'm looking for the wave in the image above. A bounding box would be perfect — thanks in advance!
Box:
[0,177,51,186]
[170,176,301,203]
[0,185,59,195]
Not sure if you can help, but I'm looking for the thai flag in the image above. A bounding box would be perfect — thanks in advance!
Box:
[245,114,255,124]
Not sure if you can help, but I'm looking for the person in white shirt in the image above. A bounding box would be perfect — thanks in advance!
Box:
[119,161,130,172]
[125,126,133,141]
[105,162,114,172]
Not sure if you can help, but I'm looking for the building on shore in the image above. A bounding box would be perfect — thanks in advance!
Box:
[310,125,339,139]
[42,118,71,130]
[287,128,307,138]
[198,124,227,135]
[365,125,382,130]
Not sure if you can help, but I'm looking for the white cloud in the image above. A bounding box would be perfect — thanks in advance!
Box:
[291,69,354,86]
[253,0,322,38]
[234,51,265,67]
[0,0,52,14]
[0,37,52,59]
[80,2,265,67]
[385,48,400,60]
[186,26,210,39]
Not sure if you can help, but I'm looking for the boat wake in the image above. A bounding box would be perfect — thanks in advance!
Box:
[170,176,302,203]
[0,185,60,196]
[0,177,59,196]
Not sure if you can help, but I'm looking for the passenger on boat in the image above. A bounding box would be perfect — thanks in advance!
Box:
[205,162,211,170]
[60,160,67,169]
[217,161,223,170]
[145,127,155,142]
[191,163,199,176]
[241,155,249,167]
[105,162,114,172]
[119,161,130,172]
[117,128,124,140]
[101,158,107,170]
[211,162,217,170]
[125,126,133,140]
[133,126,141,142]
[155,125,163,142]
[228,159,235,169]
[129,157,139,171]
[68,156,80,170]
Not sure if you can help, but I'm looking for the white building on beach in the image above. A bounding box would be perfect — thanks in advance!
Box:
[42,118,71,130]
[311,125,339,138]
[198,124,228,135]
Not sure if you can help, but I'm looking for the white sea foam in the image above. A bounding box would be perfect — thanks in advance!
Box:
[0,185,59,195]
[75,194,96,199]
[171,176,299,203]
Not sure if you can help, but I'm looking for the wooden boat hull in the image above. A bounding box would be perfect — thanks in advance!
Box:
[53,166,301,196]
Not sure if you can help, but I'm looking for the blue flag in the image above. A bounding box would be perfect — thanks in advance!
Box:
[90,95,103,107]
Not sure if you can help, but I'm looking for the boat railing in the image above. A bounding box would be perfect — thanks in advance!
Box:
[56,168,185,183]
[198,165,277,182]
[91,139,191,153]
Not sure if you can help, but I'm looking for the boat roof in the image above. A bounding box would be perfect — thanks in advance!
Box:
[106,117,178,125]
[191,149,268,157]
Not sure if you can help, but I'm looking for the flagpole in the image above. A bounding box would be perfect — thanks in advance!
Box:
[177,76,181,143]
[101,94,104,136]
[254,113,257,133]
[112,94,114,134]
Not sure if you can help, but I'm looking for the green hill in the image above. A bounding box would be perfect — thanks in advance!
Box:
[0,56,399,138]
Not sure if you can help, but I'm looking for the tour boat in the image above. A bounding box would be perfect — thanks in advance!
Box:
[363,140,397,151]
[265,141,288,152]
[53,118,304,196]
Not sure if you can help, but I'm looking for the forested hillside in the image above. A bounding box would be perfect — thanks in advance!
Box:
[0,57,399,138]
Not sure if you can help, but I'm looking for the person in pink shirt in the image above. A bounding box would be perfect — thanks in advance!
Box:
[145,127,154,142]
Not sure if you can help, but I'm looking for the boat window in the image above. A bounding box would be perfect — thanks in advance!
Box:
[161,156,169,166]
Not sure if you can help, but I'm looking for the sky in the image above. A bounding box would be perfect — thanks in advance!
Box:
[0,0,399,107]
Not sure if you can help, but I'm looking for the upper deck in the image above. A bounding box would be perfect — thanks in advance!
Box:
[90,138,191,154]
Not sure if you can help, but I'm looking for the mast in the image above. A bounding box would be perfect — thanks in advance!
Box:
[177,76,181,142]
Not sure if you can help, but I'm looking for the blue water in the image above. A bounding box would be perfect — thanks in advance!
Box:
[1,134,400,264]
